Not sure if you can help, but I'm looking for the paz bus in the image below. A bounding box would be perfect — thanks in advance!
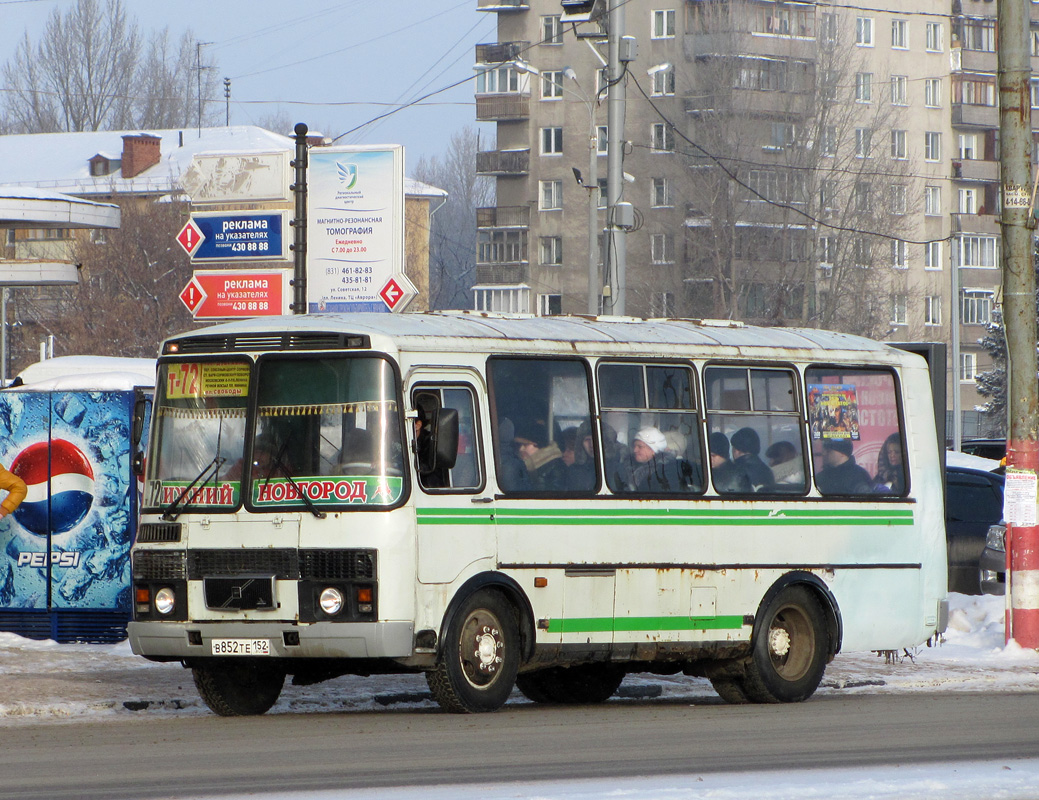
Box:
[128,312,947,715]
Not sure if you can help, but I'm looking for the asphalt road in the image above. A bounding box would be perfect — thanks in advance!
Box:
[1,691,1035,799]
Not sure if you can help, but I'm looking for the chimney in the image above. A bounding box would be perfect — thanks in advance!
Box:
[121,133,161,178]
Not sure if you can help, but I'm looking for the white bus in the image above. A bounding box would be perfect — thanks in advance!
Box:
[128,313,947,715]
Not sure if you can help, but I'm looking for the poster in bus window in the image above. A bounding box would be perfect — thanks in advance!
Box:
[807,384,860,441]
[0,391,134,613]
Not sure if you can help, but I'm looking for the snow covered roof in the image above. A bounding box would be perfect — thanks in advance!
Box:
[8,355,155,391]
[0,127,446,200]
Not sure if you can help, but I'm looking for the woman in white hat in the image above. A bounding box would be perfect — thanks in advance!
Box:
[625,426,683,493]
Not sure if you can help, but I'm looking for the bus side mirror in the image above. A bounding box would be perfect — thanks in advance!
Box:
[433,408,459,471]
[132,395,148,477]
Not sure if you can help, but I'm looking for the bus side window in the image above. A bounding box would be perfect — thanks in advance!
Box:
[598,361,704,495]
[806,367,905,497]
[411,386,482,492]
[488,357,596,495]
[705,366,806,495]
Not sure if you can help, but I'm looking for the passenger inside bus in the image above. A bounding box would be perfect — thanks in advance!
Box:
[766,440,805,488]
[873,433,905,494]
[496,418,531,492]
[730,427,775,492]
[564,421,596,491]
[709,432,752,494]
[514,421,567,491]
[617,426,686,493]
[815,438,873,495]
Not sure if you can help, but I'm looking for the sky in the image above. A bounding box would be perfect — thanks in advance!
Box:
[3,593,1039,798]
[0,0,497,171]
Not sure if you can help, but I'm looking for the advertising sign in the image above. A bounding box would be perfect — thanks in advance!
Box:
[179,269,292,319]
[0,391,136,613]
[185,211,288,262]
[307,145,404,313]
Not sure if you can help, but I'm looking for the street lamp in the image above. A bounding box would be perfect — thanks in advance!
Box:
[513,60,603,315]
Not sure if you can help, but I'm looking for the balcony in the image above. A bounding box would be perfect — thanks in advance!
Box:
[477,0,528,11]
[476,149,530,176]
[952,103,997,128]
[477,206,530,228]
[475,41,528,64]
[684,90,806,118]
[951,47,997,74]
[952,159,997,182]
[476,94,531,121]
[476,264,529,284]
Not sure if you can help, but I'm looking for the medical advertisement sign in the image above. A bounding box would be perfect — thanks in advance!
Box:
[307,146,404,313]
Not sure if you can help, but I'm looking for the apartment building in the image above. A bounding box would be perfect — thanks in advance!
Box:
[473,0,1039,436]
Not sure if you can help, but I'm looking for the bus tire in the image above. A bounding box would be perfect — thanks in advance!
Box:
[517,664,624,704]
[742,585,829,704]
[709,677,751,704]
[427,589,520,713]
[192,662,284,716]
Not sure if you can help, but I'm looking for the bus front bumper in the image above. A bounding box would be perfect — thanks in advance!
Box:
[127,620,415,661]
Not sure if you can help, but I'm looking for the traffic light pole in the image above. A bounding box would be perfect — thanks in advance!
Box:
[998,0,1039,647]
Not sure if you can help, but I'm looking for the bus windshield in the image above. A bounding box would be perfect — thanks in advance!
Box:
[146,360,250,512]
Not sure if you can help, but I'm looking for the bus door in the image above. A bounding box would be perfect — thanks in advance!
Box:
[406,376,495,587]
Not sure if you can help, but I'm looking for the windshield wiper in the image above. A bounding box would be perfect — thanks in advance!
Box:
[261,444,326,520]
[160,456,226,522]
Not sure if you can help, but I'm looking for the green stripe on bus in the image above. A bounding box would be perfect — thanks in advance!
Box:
[546,615,745,634]
[416,507,914,526]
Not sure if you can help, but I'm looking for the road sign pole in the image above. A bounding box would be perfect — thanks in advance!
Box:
[291,122,309,315]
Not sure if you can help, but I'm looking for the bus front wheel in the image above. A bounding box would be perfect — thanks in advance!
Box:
[427,589,520,713]
[742,585,828,704]
[192,662,285,716]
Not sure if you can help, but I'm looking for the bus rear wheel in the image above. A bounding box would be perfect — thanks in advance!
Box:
[192,662,285,716]
[517,664,624,704]
[427,590,520,713]
[742,585,829,704]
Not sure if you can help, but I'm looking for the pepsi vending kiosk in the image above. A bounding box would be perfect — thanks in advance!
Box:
[0,357,153,642]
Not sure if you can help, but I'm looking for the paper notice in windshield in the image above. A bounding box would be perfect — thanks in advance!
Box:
[166,362,249,399]
[1004,469,1037,527]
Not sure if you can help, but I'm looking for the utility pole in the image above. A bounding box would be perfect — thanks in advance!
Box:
[290,123,309,315]
[224,78,231,127]
[997,0,1039,647]
[604,0,627,315]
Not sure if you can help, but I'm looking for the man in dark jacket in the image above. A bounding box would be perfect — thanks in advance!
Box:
[730,427,774,492]
[514,421,568,491]
[815,438,873,495]
[709,431,751,494]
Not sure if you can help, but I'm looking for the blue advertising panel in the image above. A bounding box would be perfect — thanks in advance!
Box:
[191,212,287,262]
[0,391,135,614]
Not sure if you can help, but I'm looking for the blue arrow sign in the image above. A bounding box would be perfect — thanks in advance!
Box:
[189,212,287,261]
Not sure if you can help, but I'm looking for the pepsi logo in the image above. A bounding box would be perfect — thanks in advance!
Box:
[10,439,95,537]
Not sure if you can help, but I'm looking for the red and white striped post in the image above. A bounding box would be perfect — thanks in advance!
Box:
[1005,442,1039,647]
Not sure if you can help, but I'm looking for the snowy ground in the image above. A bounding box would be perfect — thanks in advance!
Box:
[0,593,1036,799]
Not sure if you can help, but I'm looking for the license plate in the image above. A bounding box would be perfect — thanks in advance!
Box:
[211,638,271,656]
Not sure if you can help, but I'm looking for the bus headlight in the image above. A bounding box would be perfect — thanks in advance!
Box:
[319,587,345,616]
[154,587,176,615]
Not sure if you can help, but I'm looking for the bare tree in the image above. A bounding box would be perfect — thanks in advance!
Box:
[412,126,495,310]
[1,0,219,133]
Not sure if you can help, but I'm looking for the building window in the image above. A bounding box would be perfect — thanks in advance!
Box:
[540,236,563,266]
[650,291,675,317]
[924,78,942,108]
[856,16,874,46]
[959,77,996,107]
[475,65,519,94]
[855,72,873,103]
[597,125,609,154]
[958,188,977,214]
[890,184,907,215]
[961,17,996,52]
[958,133,977,160]
[924,295,942,326]
[541,127,563,155]
[770,122,795,149]
[891,18,908,48]
[820,13,838,45]
[542,14,563,45]
[478,230,528,264]
[820,125,836,156]
[541,71,563,99]
[652,66,675,96]
[819,235,834,266]
[890,129,907,160]
[962,289,994,325]
[540,180,563,210]
[652,9,676,38]
[925,240,943,269]
[926,21,943,52]
[855,128,872,158]
[890,75,908,106]
[651,233,675,264]
[597,178,608,209]
[855,182,871,212]
[853,237,870,267]
[1033,29,1039,56]
[1032,79,1039,110]
[960,352,977,382]
[953,235,998,267]
[651,177,672,207]
[474,287,530,314]
[925,186,941,215]
[538,293,562,316]
[820,179,837,211]
[820,69,837,102]
[891,294,907,325]
[924,131,942,162]
[890,239,908,268]
[651,122,675,152]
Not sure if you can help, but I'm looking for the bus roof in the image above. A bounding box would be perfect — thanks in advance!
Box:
[164,312,913,361]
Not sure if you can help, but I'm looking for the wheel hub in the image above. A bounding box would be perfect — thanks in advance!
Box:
[768,626,792,658]
[474,625,503,673]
